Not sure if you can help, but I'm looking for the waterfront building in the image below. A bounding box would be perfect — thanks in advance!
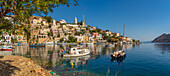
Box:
[92,27,96,30]
[91,33,99,37]
[114,33,120,37]
[56,23,61,27]
[0,33,11,44]
[15,35,27,43]
[50,28,59,37]
[126,37,132,42]
[75,36,85,43]
[67,24,79,27]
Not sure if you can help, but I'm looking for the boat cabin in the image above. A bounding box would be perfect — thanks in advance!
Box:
[70,47,88,55]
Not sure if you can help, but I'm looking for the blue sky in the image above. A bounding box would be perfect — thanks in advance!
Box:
[47,0,170,41]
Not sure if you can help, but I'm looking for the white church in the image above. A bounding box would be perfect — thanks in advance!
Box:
[67,17,79,27]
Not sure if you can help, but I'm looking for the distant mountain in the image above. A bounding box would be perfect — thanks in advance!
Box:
[142,41,152,43]
[152,33,170,42]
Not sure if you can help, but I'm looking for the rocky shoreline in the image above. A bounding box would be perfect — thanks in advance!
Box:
[0,55,56,76]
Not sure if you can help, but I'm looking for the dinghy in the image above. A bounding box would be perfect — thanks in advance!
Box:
[110,50,126,58]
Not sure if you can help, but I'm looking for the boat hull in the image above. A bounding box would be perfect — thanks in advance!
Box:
[63,51,90,57]
[1,49,13,51]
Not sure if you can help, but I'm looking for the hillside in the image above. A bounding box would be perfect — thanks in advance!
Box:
[152,33,170,42]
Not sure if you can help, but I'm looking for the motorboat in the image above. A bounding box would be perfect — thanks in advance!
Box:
[1,45,13,51]
[63,47,90,57]
[46,42,54,45]
[110,50,126,58]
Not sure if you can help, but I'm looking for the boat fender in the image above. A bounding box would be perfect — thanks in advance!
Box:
[61,49,64,52]
[115,54,117,57]
[64,51,66,53]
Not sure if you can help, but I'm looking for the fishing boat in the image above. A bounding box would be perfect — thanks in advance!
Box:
[1,45,13,51]
[63,47,90,57]
[110,50,126,58]
[111,24,126,58]
[63,15,90,57]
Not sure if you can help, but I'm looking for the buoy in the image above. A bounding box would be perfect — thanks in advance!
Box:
[73,73,75,75]
[50,71,54,75]
[61,49,64,52]
[71,63,74,68]
[71,63,74,66]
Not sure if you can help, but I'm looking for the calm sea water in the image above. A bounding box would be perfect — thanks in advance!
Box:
[1,43,170,76]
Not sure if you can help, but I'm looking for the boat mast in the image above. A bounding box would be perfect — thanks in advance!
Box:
[83,15,87,48]
[123,24,125,37]
[122,24,125,50]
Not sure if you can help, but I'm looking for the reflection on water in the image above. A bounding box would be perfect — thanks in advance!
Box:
[0,43,134,76]
[111,55,126,64]
[154,43,170,54]
[2,43,170,75]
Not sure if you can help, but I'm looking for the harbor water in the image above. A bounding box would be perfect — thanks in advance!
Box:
[1,43,170,76]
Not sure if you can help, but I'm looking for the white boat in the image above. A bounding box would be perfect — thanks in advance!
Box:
[1,45,13,51]
[110,50,126,58]
[63,47,90,57]
[46,42,54,45]
[63,15,91,57]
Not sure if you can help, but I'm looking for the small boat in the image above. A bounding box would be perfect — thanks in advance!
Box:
[63,47,90,57]
[110,50,126,58]
[29,43,45,47]
[111,55,126,63]
[1,45,13,51]
[15,43,28,46]
[46,42,54,45]
[106,43,115,47]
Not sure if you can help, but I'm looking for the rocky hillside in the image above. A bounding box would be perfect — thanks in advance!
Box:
[152,33,170,42]
[0,55,54,76]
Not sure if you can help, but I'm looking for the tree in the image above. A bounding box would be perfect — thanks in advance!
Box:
[43,16,52,23]
[0,18,13,30]
[35,26,39,30]
[0,0,78,43]
[57,34,60,37]
[47,31,53,40]
[60,37,64,42]
[0,0,78,18]
[67,36,77,43]
[132,39,136,43]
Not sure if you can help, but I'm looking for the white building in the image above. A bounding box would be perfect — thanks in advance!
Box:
[67,24,79,27]
[0,33,11,44]
[60,19,67,24]
[75,36,84,42]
